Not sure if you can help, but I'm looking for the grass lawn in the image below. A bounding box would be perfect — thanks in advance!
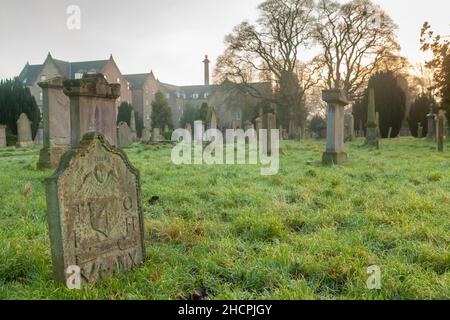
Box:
[0,137,449,300]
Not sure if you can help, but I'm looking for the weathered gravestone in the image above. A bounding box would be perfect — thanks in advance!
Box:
[0,125,6,148]
[365,88,379,149]
[63,74,120,147]
[417,122,423,138]
[130,110,137,142]
[151,128,161,142]
[426,110,436,140]
[45,132,145,285]
[387,127,393,139]
[437,112,445,152]
[118,122,133,148]
[344,113,355,142]
[16,113,34,148]
[194,121,203,145]
[322,89,349,165]
[141,127,151,143]
[38,78,71,170]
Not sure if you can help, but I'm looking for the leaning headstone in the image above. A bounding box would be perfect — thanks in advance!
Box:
[365,88,379,148]
[16,113,34,148]
[63,74,120,147]
[417,122,423,138]
[118,122,133,148]
[37,77,71,170]
[45,132,146,285]
[387,127,393,139]
[141,128,151,143]
[151,128,161,142]
[0,125,6,148]
[426,110,436,140]
[437,111,445,152]
[322,89,349,165]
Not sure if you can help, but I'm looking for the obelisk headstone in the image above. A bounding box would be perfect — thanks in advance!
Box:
[63,74,120,148]
[426,109,436,140]
[16,113,34,148]
[322,89,349,165]
[437,111,445,152]
[365,88,379,148]
[37,77,71,170]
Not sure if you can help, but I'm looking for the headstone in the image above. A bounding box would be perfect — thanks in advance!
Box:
[387,127,393,139]
[437,111,445,152]
[426,109,436,140]
[16,113,34,148]
[45,132,146,285]
[244,122,254,131]
[37,78,71,170]
[194,121,204,145]
[34,128,43,145]
[118,122,133,148]
[185,123,192,134]
[322,89,349,165]
[151,128,161,142]
[164,124,169,132]
[0,125,6,148]
[417,122,423,138]
[344,113,355,141]
[267,113,276,155]
[141,127,151,143]
[63,74,120,148]
[365,88,379,148]
[255,117,263,135]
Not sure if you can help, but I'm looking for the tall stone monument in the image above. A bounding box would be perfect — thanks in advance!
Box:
[0,125,6,148]
[63,74,120,147]
[130,110,137,142]
[437,111,445,152]
[16,113,34,148]
[365,88,379,148]
[45,132,146,285]
[426,109,436,140]
[322,89,349,165]
[38,77,71,170]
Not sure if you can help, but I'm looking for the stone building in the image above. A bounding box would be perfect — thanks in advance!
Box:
[18,53,132,113]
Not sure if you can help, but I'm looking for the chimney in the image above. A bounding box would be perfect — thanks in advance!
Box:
[203,55,210,85]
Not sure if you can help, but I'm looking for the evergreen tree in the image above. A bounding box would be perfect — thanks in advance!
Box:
[359,72,406,138]
[151,91,173,130]
[179,103,197,129]
[0,78,41,140]
[116,102,134,126]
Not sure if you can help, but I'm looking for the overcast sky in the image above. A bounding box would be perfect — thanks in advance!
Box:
[0,0,448,85]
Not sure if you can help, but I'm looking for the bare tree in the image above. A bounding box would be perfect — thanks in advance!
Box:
[214,0,319,129]
[314,0,401,100]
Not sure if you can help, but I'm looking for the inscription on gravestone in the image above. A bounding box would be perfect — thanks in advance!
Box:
[46,133,146,285]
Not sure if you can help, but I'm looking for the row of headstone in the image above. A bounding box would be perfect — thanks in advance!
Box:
[45,73,145,287]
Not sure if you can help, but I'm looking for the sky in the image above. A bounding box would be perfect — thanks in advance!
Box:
[0,0,448,85]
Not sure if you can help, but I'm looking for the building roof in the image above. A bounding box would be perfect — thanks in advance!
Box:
[18,64,43,86]
[69,59,109,79]
[124,73,150,89]
[18,56,110,85]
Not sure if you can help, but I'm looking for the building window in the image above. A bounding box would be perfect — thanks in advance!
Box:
[127,82,130,90]
[204,93,209,99]
[40,92,43,101]
[193,93,199,99]
[40,75,46,81]
[74,73,83,79]
[117,78,120,84]
[166,93,170,99]
[236,111,241,121]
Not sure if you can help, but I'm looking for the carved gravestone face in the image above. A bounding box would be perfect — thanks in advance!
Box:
[46,133,145,285]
